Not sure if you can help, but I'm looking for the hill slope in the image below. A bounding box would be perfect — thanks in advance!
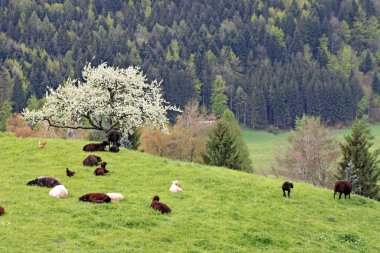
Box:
[0,136,380,252]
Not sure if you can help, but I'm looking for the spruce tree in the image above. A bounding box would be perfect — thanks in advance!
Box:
[11,76,25,113]
[372,72,380,95]
[359,52,373,73]
[338,117,380,199]
[344,161,360,194]
[203,110,252,172]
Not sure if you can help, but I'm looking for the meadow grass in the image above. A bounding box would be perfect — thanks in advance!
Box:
[243,124,380,174]
[0,136,380,252]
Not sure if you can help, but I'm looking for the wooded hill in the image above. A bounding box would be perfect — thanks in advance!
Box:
[0,0,380,128]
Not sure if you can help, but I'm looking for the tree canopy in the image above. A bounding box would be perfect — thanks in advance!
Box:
[0,0,379,128]
[23,63,179,134]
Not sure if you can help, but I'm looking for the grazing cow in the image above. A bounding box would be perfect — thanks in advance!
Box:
[106,193,124,201]
[49,185,69,199]
[66,168,75,177]
[282,182,293,198]
[94,162,109,176]
[151,195,171,214]
[0,206,4,216]
[79,193,111,203]
[27,177,61,188]
[334,180,352,199]
[169,180,183,192]
[83,141,109,152]
[107,129,121,147]
[83,155,102,166]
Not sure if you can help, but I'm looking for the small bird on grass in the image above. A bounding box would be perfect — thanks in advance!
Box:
[38,140,47,148]
[66,168,76,177]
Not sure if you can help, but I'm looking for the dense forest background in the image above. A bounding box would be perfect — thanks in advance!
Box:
[1,0,380,129]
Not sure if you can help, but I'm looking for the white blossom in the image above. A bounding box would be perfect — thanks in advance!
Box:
[23,63,180,133]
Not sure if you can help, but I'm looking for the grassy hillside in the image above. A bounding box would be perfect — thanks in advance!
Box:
[243,124,380,173]
[0,135,380,252]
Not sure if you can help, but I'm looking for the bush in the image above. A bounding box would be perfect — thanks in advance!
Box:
[6,114,34,137]
[88,130,106,141]
[266,125,279,135]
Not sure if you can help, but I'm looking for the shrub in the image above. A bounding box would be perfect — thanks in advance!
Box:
[5,114,33,137]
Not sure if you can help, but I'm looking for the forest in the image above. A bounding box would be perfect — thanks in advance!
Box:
[0,0,380,129]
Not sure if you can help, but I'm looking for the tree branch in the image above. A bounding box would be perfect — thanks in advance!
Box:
[46,119,100,130]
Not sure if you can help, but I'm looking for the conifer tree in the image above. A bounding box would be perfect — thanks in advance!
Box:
[372,72,380,95]
[338,117,380,199]
[344,160,360,194]
[359,51,373,73]
[203,109,252,172]
[211,75,228,117]
[11,75,25,113]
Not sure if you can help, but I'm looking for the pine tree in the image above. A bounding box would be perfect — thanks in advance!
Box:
[0,100,12,131]
[219,109,252,172]
[202,121,240,169]
[359,51,372,73]
[211,75,228,117]
[344,161,360,194]
[251,85,268,129]
[203,110,252,172]
[11,75,25,113]
[338,117,380,199]
[372,72,380,95]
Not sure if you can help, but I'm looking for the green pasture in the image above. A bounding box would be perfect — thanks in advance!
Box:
[0,135,380,252]
[242,124,380,174]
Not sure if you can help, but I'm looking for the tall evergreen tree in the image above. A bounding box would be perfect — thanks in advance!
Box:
[203,109,252,172]
[219,109,252,172]
[11,75,26,113]
[338,117,380,199]
[344,160,360,194]
[0,100,12,131]
[359,51,373,73]
[372,72,380,95]
[211,75,228,117]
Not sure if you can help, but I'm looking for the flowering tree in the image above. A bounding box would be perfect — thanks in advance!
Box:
[23,63,179,134]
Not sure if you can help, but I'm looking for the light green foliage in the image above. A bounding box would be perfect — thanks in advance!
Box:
[127,40,142,65]
[219,19,237,41]
[0,100,12,131]
[341,20,352,43]
[142,0,152,18]
[166,40,180,62]
[243,124,380,174]
[303,44,314,63]
[268,7,285,20]
[0,137,380,252]
[26,95,45,111]
[211,75,228,117]
[357,87,371,117]
[269,25,285,47]
[338,44,353,77]
[135,24,149,46]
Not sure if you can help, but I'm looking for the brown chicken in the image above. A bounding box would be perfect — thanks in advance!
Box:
[38,140,47,148]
